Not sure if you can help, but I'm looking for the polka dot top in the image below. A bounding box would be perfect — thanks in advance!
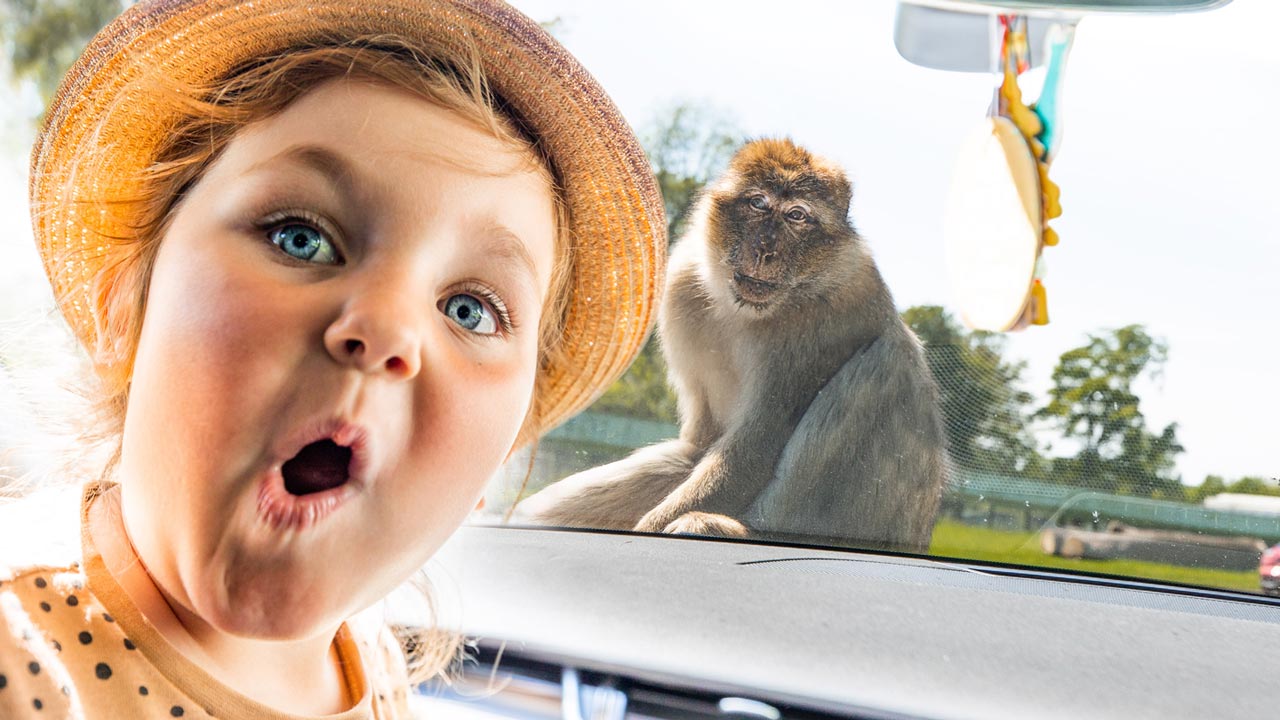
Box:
[0,485,413,718]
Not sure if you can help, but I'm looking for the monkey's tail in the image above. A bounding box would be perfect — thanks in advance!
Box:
[502,438,540,525]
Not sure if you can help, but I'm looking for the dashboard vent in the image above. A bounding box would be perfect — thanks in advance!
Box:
[412,641,885,719]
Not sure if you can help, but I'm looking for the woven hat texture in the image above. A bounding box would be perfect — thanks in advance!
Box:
[29,0,666,433]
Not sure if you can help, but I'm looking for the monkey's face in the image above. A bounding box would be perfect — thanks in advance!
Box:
[706,139,855,313]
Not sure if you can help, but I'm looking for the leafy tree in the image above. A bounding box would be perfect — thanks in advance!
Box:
[1226,476,1280,497]
[641,102,740,241]
[1186,474,1280,503]
[901,305,1045,477]
[1186,474,1228,503]
[1114,421,1185,499]
[2,0,127,105]
[588,103,740,423]
[1036,325,1184,496]
[538,16,565,36]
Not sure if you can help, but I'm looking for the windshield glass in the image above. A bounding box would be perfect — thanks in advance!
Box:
[2,0,1276,597]
[481,1,1279,594]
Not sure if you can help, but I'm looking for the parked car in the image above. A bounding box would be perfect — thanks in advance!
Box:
[1262,544,1280,597]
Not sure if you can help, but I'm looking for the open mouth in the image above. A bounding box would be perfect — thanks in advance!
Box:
[258,421,368,530]
[281,439,352,496]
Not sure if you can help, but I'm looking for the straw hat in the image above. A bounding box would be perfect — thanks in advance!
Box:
[28,0,665,434]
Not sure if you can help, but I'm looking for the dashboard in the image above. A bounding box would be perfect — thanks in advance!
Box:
[411,526,1279,719]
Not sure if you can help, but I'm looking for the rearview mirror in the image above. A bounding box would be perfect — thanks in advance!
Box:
[895,4,1059,73]
[896,0,1231,73]
[915,0,1231,11]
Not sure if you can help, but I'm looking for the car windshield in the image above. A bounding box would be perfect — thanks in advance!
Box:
[481,0,1278,595]
[1,0,1276,597]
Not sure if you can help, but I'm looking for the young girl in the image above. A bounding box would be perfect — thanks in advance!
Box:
[1,0,664,716]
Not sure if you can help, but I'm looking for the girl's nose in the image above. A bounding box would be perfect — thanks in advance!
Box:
[323,289,422,380]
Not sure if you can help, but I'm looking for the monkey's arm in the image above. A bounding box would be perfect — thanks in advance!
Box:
[633,377,800,533]
[512,439,699,530]
[657,248,724,450]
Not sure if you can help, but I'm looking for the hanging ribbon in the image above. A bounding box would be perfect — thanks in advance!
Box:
[996,15,1065,326]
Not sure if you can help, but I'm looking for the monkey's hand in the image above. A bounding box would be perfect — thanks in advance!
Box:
[635,500,681,533]
[634,448,756,533]
[635,505,688,534]
[663,512,749,538]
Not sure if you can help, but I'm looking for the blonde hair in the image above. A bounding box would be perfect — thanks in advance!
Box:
[58,35,575,683]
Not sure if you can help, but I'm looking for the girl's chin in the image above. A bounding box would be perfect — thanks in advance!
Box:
[195,568,354,642]
[190,540,368,641]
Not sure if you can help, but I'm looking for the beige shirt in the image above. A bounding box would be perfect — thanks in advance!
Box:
[0,484,412,719]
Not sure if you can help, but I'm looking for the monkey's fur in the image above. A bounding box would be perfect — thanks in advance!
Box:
[517,139,947,553]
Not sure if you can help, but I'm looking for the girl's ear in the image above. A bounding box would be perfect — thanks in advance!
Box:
[90,249,148,376]
[89,236,164,398]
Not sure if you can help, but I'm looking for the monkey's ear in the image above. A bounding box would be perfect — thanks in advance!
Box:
[812,159,853,216]
[707,169,740,196]
[830,173,854,217]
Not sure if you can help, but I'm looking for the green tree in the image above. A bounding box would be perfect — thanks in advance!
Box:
[1036,325,1184,496]
[1114,421,1185,499]
[1185,474,1280,503]
[2,0,127,105]
[1225,476,1280,497]
[641,102,740,241]
[538,16,565,36]
[1186,474,1227,503]
[588,103,740,423]
[901,305,1045,477]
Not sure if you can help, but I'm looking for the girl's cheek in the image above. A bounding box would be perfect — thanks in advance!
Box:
[416,352,536,445]
[134,236,308,455]
[162,276,292,393]
[407,337,538,462]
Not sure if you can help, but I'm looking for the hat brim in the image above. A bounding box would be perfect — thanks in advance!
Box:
[29,0,665,434]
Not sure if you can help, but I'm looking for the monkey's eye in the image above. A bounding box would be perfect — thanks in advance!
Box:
[785,208,810,223]
[747,195,769,211]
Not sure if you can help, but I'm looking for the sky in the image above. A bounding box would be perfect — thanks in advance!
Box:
[1,1,1276,485]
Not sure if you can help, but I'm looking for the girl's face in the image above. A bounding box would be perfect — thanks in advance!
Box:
[117,78,556,641]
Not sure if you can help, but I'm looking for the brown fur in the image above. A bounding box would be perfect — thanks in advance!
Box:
[663,512,749,538]
[518,139,948,553]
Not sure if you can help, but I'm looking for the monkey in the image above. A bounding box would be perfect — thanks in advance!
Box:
[516,138,947,553]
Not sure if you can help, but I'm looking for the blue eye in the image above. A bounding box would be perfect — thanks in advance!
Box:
[269,223,339,265]
[445,294,499,335]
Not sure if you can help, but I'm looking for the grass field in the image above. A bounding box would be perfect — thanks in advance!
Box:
[928,520,1262,593]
